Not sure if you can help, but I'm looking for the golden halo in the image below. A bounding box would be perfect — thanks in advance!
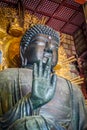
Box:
[7,38,21,67]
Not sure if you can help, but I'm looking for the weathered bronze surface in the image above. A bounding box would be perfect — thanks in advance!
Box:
[0,24,87,130]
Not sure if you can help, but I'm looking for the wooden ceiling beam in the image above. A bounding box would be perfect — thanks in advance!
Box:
[0,0,17,4]
[63,2,82,12]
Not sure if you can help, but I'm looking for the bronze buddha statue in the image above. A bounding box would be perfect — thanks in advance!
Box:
[0,24,87,130]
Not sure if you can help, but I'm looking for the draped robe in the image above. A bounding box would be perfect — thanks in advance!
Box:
[0,68,87,130]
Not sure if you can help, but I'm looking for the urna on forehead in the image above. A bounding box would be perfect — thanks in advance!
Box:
[29,33,58,49]
[20,24,60,50]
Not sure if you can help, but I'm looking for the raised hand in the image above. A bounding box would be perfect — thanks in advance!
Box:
[30,57,57,109]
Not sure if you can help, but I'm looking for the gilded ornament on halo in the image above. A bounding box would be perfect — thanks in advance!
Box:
[7,38,21,67]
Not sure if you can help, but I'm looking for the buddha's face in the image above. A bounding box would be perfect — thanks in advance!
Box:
[25,34,58,68]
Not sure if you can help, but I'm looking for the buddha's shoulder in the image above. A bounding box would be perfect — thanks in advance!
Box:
[0,68,32,74]
[56,75,71,86]
[56,75,81,94]
[0,68,32,81]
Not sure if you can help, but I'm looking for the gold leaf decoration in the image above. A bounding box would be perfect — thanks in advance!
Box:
[0,6,47,68]
[7,38,21,67]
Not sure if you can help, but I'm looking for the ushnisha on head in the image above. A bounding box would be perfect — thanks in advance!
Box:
[20,24,60,68]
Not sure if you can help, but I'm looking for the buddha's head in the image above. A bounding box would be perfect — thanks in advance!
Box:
[20,24,60,69]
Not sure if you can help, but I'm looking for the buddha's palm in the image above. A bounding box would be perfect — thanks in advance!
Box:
[30,58,57,109]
